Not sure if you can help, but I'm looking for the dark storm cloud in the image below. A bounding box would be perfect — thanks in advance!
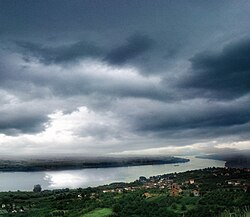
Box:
[105,34,154,65]
[181,38,250,99]
[0,55,166,101]
[15,34,155,66]
[15,40,103,64]
[126,98,250,139]
[3,0,249,74]
[0,109,48,135]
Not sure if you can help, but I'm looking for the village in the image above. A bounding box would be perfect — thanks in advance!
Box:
[100,176,200,197]
[98,167,249,198]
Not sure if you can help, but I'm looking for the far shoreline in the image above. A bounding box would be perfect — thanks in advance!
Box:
[196,154,250,169]
[0,156,190,173]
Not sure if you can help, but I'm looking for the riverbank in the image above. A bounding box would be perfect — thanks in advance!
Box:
[0,156,189,172]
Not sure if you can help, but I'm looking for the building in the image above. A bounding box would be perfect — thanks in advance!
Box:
[170,183,181,197]
[192,190,200,197]
[189,179,195,184]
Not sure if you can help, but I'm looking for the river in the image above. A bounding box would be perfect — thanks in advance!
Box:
[0,156,225,192]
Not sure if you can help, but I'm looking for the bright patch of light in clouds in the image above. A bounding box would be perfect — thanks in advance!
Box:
[0,106,124,155]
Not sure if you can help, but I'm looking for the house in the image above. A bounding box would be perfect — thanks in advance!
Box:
[192,190,200,197]
[103,190,113,193]
[234,181,240,186]
[170,183,181,197]
[116,188,123,193]
[90,193,96,199]
[189,179,195,184]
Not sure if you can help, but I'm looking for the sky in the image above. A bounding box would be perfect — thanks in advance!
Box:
[0,0,250,157]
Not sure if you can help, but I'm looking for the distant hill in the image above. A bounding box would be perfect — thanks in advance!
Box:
[197,151,250,169]
[0,156,189,172]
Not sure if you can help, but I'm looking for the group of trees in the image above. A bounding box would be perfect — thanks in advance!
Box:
[33,184,42,193]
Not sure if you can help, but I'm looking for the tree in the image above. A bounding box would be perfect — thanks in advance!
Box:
[33,184,42,192]
[181,204,187,211]
[171,203,177,209]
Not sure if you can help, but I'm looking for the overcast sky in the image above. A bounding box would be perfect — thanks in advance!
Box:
[0,0,250,157]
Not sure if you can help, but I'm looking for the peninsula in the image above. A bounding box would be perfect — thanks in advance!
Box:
[0,156,189,172]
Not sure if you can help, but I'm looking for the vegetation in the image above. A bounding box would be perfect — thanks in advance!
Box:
[33,185,42,193]
[0,157,189,172]
[0,167,249,216]
[82,208,113,217]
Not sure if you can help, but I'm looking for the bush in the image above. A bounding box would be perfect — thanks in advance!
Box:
[33,184,42,192]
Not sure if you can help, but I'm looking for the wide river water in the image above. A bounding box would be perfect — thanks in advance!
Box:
[0,156,225,192]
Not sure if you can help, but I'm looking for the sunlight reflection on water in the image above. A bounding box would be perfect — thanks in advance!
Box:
[44,173,89,188]
[44,169,119,189]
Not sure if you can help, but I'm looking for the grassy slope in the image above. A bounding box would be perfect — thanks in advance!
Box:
[82,208,113,217]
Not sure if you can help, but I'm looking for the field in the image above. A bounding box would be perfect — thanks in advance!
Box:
[82,208,113,217]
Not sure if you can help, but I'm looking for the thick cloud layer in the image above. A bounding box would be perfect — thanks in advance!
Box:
[105,34,154,65]
[16,34,154,66]
[0,1,250,156]
[181,38,250,99]
[15,40,103,64]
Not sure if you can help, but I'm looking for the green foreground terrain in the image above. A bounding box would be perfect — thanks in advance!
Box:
[0,167,249,217]
[81,208,112,217]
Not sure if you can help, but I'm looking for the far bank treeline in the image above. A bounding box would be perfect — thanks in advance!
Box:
[0,156,189,172]
[197,153,250,169]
